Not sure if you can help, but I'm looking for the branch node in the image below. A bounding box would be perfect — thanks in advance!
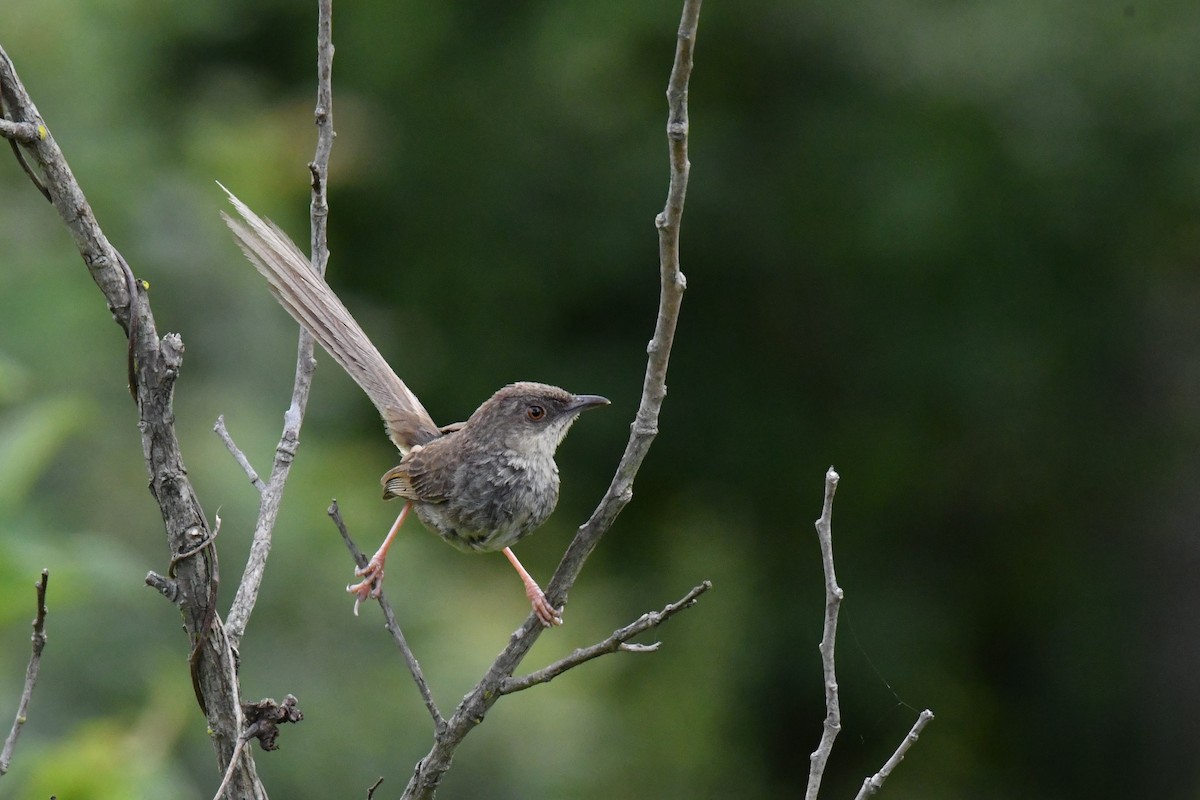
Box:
[145,571,182,604]
[169,519,219,575]
[0,118,40,143]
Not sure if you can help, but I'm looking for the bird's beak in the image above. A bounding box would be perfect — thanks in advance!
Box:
[567,394,610,413]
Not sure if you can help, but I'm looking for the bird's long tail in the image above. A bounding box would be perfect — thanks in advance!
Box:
[220,185,438,451]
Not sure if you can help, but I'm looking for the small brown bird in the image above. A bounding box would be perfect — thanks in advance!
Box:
[221,187,607,625]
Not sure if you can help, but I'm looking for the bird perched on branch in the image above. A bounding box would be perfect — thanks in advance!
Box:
[221,187,608,626]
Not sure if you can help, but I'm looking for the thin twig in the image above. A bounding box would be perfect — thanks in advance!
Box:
[399,4,703,797]
[0,570,49,776]
[0,114,51,202]
[6,135,51,202]
[0,99,51,201]
[214,415,265,492]
[211,693,304,800]
[225,0,336,649]
[0,48,134,323]
[542,0,699,616]
[805,467,843,800]
[501,581,711,694]
[211,734,250,800]
[329,502,443,729]
[854,709,935,799]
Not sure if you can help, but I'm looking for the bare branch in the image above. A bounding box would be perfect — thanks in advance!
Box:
[542,0,700,618]
[398,3,703,796]
[214,415,265,492]
[805,468,934,797]
[225,0,336,648]
[0,570,49,777]
[502,581,711,695]
[329,502,444,729]
[0,48,133,325]
[1,43,266,799]
[212,735,250,800]
[806,467,843,800]
[854,709,936,799]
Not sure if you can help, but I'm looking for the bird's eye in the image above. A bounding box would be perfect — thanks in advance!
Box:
[526,404,546,421]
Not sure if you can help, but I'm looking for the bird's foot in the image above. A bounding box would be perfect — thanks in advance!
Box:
[527,583,563,628]
[502,546,563,627]
[347,559,384,616]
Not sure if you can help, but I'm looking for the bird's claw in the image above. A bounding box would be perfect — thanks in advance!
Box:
[347,560,384,616]
[528,586,563,627]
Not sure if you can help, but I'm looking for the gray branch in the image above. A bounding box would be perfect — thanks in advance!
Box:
[854,709,936,799]
[225,0,336,649]
[0,570,49,777]
[501,581,711,695]
[398,2,703,797]
[805,469,935,798]
[1,43,265,799]
[214,415,265,492]
[329,501,444,730]
[806,467,843,799]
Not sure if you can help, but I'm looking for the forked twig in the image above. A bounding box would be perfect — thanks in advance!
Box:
[501,581,712,694]
[806,469,934,798]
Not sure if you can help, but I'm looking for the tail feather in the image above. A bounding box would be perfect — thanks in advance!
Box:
[220,184,438,452]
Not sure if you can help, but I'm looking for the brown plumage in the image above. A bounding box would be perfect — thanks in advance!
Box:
[221,187,607,625]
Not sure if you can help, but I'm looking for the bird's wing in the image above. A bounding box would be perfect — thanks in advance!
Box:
[380,450,451,504]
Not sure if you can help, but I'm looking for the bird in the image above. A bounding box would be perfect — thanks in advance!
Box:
[220,186,608,626]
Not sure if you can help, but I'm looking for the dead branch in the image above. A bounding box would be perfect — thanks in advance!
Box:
[225,0,335,650]
[855,709,936,799]
[397,2,704,797]
[0,43,265,799]
[0,570,49,777]
[805,468,934,798]
[501,580,712,695]
[806,467,844,798]
[329,501,444,730]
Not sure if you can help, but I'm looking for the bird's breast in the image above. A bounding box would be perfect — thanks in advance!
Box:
[412,449,561,553]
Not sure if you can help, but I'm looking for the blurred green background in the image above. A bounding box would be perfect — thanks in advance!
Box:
[3,1,1199,798]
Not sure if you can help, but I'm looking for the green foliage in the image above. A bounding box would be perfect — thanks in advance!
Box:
[0,395,94,514]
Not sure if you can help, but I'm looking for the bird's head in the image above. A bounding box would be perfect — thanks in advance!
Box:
[465,381,609,458]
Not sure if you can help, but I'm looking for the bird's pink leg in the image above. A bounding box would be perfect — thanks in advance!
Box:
[503,546,562,627]
[347,501,412,615]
